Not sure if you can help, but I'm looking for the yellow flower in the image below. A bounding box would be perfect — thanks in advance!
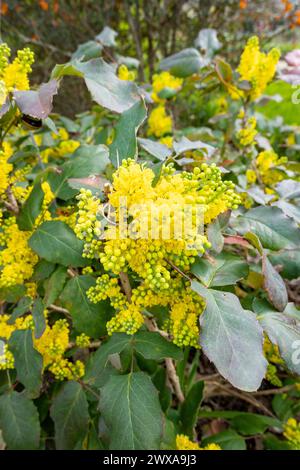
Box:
[176,434,221,450]
[118,64,136,81]
[75,333,91,348]
[283,418,300,450]
[246,169,257,184]
[237,117,257,146]
[236,36,280,100]
[0,142,13,196]
[0,219,38,288]
[151,71,183,103]
[148,105,172,137]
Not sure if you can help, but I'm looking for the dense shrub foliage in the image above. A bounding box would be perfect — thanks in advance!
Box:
[0,10,300,451]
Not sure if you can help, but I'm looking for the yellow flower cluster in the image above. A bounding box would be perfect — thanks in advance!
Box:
[75,189,102,242]
[236,36,280,101]
[176,434,221,450]
[118,64,136,81]
[256,150,287,187]
[0,314,85,380]
[0,44,34,103]
[148,105,172,137]
[159,135,173,148]
[0,218,38,288]
[0,142,13,197]
[246,169,257,185]
[283,418,300,450]
[151,71,183,103]
[75,333,91,348]
[78,160,239,340]
[237,117,257,146]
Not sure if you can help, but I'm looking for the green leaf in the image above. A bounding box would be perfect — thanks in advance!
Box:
[44,266,68,307]
[262,254,288,311]
[195,28,222,58]
[47,144,109,200]
[29,221,88,267]
[84,332,181,387]
[9,329,43,398]
[14,80,58,119]
[54,58,141,113]
[31,259,56,281]
[254,299,300,375]
[173,136,215,157]
[270,250,300,280]
[191,253,248,287]
[17,182,44,230]
[95,26,118,47]
[159,48,206,77]
[201,429,246,450]
[32,298,46,339]
[99,371,163,450]
[263,434,291,450]
[109,99,147,167]
[50,381,89,450]
[84,333,130,386]
[71,41,103,62]
[138,138,172,161]
[180,381,204,436]
[8,296,32,324]
[232,206,300,250]
[231,413,281,435]
[0,392,40,450]
[192,281,267,391]
[60,275,113,337]
[133,331,183,361]
[274,199,300,224]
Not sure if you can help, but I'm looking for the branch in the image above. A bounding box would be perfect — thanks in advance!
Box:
[119,271,132,301]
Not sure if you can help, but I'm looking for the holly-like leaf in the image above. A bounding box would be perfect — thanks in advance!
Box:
[173,136,215,157]
[29,221,88,267]
[138,137,172,161]
[201,429,246,450]
[14,80,58,119]
[50,381,89,450]
[9,329,43,398]
[109,99,147,167]
[44,266,68,307]
[47,144,109,200]
[95,26,118,47]
[60,275,113,338]
[254,299,300,375]
[191,253,248,287]
[195,28,222,58]
[159,48,206,77]
[32,298,46,339]
[0,392,40,450]
[180,381,204,437]
[53,58,141,113]
[262,254,288,312]
[232,206,300,250]
[99,372,163,450]
[133,331,183,361]
[192,281,267,391]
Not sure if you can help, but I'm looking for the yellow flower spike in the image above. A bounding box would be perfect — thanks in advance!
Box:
[176,434,221,451]
[236,36,280,101]
[151,71,183,103]
[148,105,172,137]
[118,64,136,81]
[237,117,257,146]
[246,169,257,185]
[283,418,300,450]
